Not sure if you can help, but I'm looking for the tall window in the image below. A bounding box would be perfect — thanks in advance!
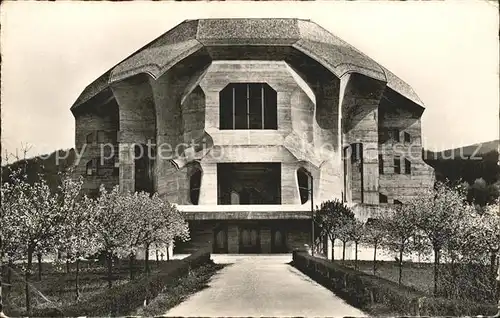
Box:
[394,156,401,174]
[404,132,411,143]
[297,168,310,204]
[219,83,277,130]
[405,158,412,175]
[190,169,202,205]
[391,128,400,142]
[378,155,384,174]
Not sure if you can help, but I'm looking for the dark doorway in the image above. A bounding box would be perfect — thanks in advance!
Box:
[271,227,287,253]
[213,224,228,253]
[239,226,261,254]
[217,163,281,205]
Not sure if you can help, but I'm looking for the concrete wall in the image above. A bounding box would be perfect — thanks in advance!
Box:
[342,74,386,204]
[74,99,119,194]
[378,95,435,203]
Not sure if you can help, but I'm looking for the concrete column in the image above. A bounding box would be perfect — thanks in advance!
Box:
[119,143,135,193]
[198,162,217,205]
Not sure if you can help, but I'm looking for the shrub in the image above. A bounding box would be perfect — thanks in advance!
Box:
[29,248,211,317]
[292,251,497,316]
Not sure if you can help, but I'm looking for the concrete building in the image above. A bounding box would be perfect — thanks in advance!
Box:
[71,19,434,256]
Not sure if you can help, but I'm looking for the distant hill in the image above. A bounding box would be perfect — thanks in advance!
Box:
[1,148,76,192]
[424,140,499,161]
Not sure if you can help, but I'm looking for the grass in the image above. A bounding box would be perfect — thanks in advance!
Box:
[341,260,436,294]
[134,261,226,316]
[3,259,180,316]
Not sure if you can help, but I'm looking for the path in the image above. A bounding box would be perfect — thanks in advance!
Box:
[163,254,366,317]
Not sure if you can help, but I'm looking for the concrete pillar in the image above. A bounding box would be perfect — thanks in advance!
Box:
[198,162,217,205]
[119,143,135,193]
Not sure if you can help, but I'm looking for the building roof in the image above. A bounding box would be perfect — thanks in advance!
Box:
[71,18,424,112]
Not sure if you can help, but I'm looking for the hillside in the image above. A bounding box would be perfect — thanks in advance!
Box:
[1,148,76,192]
[423,139,499,160]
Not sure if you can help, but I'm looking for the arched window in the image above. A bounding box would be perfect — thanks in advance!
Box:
[190,169,202,205]
[297,168,311,204]
[379,193,388,203]
[219,83,277,130]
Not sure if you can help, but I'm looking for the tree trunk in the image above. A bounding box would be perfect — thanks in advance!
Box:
[37,253,42,281]
[342,240,346,261]
[354,241,358,271]
[433,248,440,296]
[129,253,135,280]
[331,238,335,261]
[66,259,70,274]
[398,246,403,286]
[75,258,80,301]
[450,255,457,299]
[166,246,170,261]
[490,251,497,299]
[25,247,33,314]
[7,259,13,292]
[373,242,377,275]
[107,251,113,289]
[156,249,159,267]
[144,244,150,274]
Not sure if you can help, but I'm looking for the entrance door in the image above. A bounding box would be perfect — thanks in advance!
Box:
[271,228,287,253]
[239,226,260,253]
[213,225,228,253]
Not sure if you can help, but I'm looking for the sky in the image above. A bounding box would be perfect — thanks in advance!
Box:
[1,0,499,160]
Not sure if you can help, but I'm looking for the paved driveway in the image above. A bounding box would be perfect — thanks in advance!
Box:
[164,254,366,317]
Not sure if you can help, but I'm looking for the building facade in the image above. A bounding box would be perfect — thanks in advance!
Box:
[71,19,434,255]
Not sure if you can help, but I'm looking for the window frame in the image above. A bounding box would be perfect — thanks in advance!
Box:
[403,131,411,143]
[394,156,401,174]
[219,83,277,130]
[404,158,412,175]
[392,128,400,142]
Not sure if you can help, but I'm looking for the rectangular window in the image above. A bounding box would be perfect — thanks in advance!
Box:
[379,193,388,203]
[394,156,401,174]
[405,158,411,175]
[404,132,411,143]
[392,128,400,142]
[219,83,277,130]
[378,155,384,174]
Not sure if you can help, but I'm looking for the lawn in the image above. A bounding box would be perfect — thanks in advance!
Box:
[3,259,181,316]
[341,259,497,303]
[342,260,436,294]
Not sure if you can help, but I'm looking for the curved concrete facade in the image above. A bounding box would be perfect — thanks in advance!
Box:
[72,18,434,254]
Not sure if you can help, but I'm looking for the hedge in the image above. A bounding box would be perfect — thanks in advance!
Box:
[292,251,498,316]
[29,247,211,317]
